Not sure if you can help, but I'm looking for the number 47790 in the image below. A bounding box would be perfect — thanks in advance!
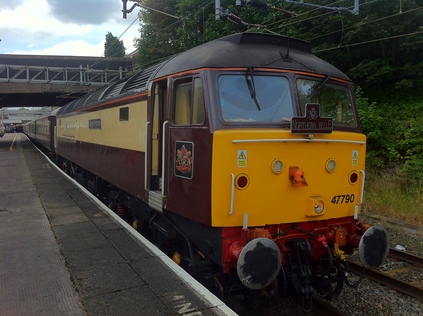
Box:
[331,194,355,204]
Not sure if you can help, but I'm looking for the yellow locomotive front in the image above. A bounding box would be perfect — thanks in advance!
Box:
[212,71,365,226]
[212,129,366,226]
[210,69,389,308]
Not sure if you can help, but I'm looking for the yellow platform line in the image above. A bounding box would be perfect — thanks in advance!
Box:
[10,134,18,151]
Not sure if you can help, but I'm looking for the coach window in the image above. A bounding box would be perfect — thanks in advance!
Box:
[173,77,205,125]
[120,107,129,121]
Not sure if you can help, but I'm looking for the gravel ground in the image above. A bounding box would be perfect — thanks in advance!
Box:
[326,213,423,316]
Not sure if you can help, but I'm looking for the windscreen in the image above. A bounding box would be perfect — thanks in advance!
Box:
[219,75,293,123]
[296,79,357,127]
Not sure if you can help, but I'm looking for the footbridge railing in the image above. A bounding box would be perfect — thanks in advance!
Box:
[0,64,130,86]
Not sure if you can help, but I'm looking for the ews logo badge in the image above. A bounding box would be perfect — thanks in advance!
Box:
[175,141,193,179]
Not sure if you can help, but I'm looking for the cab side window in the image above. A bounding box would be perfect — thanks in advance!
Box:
[173,77,205,125]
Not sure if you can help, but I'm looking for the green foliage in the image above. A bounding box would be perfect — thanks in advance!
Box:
[355,86,386,168]
[357,84,423,187]
[396,102,423,187]
[135,0,181,67]
[134,0,275,67]
[274,0,423,95]
[364,170,423,226]
[104,32,125,58]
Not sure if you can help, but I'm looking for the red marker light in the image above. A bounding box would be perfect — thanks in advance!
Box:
[235,174,249,190]
[349,171,358,184]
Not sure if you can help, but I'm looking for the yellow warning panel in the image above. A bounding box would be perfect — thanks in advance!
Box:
[352,150,358,166]
[237,150,247,168]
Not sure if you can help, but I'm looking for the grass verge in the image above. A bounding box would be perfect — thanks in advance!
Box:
[362,171,423,227]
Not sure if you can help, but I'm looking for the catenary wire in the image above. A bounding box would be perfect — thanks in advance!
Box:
[314,29,423,53]
[306,5,423,41]
[260,0,423,54]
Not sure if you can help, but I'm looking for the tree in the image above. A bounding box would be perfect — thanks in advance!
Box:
[275,0,423,96]
[134,0,271,68]
[104,32,126,58]
[135,0,181,68]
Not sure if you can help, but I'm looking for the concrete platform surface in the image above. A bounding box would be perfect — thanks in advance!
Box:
[0,133,235,316]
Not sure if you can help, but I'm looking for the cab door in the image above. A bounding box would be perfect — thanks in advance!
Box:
[145,80,167,211]
[165,75,212,225]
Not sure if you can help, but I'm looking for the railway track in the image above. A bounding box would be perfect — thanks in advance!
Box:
[348,248,423,301]
[388,248,423,266]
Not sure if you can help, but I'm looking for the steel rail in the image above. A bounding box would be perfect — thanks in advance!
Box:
[388,248,423,266]
[348,261,423,301]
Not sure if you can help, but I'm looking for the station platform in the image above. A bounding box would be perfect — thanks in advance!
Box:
[0,133,236,316]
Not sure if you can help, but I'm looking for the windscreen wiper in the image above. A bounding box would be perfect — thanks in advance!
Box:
[309,75,331,97]
[245,67,261,111]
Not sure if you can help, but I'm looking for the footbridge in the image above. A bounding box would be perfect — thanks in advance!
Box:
[0,54,134,108]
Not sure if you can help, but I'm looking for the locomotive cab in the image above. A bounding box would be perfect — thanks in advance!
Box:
[145,51,389,308]
[206,66,389,306]
[140,34,389,309]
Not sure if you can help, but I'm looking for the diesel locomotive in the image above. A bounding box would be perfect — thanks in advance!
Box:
[24,32,389,310]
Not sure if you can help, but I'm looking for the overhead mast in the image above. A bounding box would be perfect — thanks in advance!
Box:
[121,0,179,19]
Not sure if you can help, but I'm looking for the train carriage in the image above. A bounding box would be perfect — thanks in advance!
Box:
[23,109,58,154]
[23,119,36,141]
[53,32,388,310]
[35,108,58,153]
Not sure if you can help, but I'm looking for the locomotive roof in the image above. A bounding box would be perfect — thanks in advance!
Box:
[154,32,349,80]
[58,32,349,115]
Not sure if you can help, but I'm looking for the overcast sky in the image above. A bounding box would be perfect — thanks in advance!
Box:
[0,0,140,56]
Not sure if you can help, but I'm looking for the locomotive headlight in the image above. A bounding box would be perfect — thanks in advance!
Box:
[314,200,325,214]
[325,158,337,173]
[306,197,325,217]
[272,159,283,174]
